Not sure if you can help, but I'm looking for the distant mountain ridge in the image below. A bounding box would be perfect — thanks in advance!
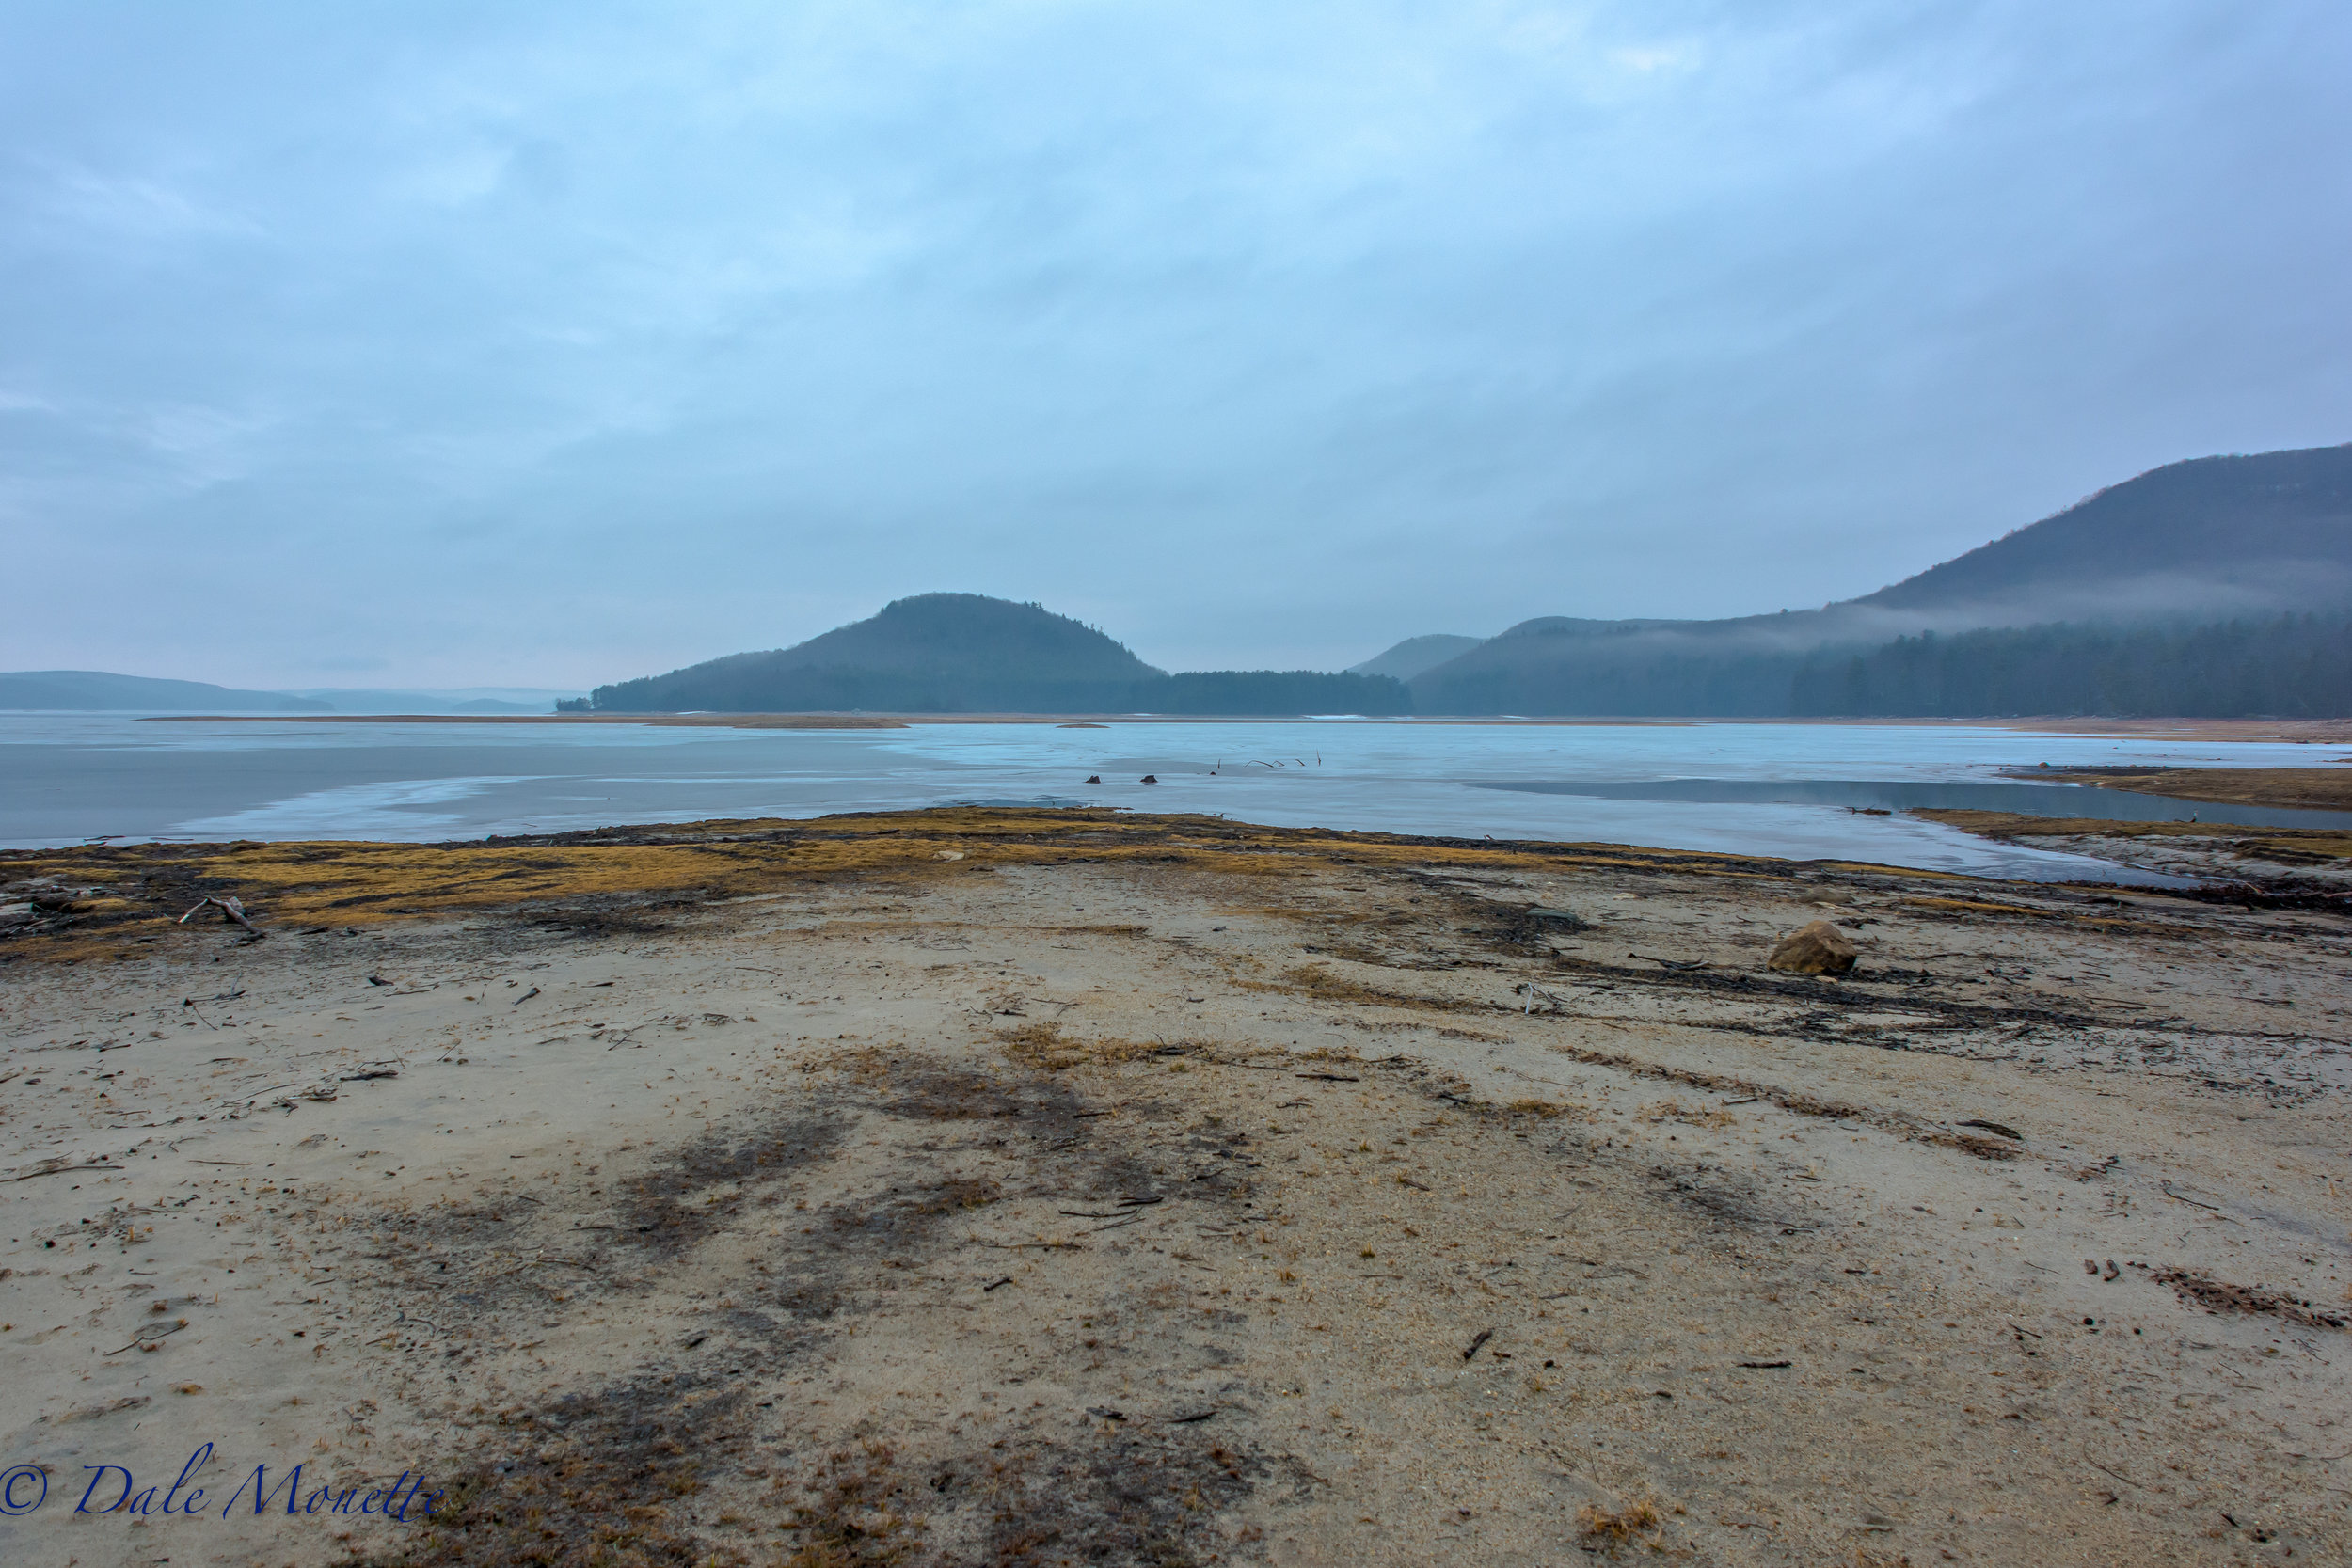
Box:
[283,688,580,714]
[0,671,330,713]
[1409,441,2352,716]
[0,673,586,714]
[1348,634,1485,681]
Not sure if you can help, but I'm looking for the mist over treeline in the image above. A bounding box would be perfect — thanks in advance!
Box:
[1789,613,2352,720]
[1410,612,2352,720]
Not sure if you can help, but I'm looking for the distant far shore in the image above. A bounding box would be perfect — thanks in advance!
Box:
[129,712,2352,742]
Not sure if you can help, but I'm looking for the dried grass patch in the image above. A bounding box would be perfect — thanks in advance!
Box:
[1241,962,1467,1014]
[996,1021,1158,1071]
[1575,1498,1661,1543]
[1505,1098,1593,1120]
[1636,1100,1736,1129]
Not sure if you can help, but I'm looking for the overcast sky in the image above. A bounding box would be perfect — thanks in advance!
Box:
[3,1,2347,689]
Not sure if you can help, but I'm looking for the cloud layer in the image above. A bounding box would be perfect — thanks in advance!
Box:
[3,1,2347,685]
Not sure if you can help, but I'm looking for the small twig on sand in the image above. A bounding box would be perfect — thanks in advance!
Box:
[3,1161,120,1182]
[985,1240,1085,1250]
[104,1321,186,1355]
[2084,1458,2138,1490]
[1462,1328,1494,1362]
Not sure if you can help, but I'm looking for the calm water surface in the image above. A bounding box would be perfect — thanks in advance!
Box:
[5,714,2345,882]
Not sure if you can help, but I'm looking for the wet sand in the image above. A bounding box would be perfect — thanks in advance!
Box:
[3,809,2347,1566]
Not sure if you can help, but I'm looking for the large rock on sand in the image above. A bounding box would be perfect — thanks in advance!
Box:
[1767,920,1859,975]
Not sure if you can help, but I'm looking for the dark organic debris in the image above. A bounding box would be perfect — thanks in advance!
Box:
[2150,1268,2347,1330]
[358,1374,737,1567]
[1956,1117,2024,1141]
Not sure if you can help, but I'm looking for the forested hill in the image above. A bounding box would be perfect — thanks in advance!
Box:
[1409,441,2352,716]
[591,594,1164,713]
[587,594,1410,715]
[1859,443,2352,616]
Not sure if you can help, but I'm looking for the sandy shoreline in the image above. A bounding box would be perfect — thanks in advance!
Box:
[3,809,2347,1565]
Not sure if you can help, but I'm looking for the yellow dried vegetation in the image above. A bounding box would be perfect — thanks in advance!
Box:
[995,1021,1159,1071]
[1919,807,2352,864]
[1239,962,1463,1013]
[1635,1099,1736,1129]
[1575,1499,1662,1542]
[1504,1098,1592,1120]
[2,804,1873,963]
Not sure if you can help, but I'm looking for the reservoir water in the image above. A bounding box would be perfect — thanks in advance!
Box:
[3,714,2344,882]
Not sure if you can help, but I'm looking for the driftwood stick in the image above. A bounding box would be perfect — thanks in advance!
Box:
[179,895,260,933]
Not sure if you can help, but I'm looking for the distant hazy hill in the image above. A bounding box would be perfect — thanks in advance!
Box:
[285,688,581,714]
[0,670,329,713]
[593,594,1167,713]
[1348,634,1484,681]
[1412,442,2352,717]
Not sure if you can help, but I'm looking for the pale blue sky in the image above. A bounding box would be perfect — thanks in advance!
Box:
[3,1,2347,687]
